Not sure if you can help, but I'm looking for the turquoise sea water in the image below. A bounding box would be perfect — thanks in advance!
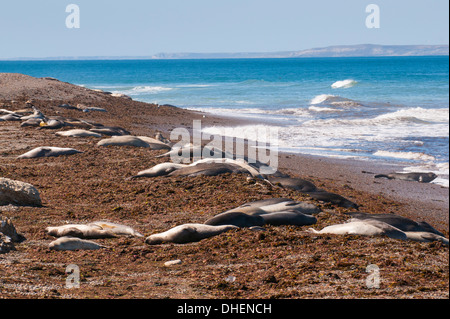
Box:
[1,56,449,185]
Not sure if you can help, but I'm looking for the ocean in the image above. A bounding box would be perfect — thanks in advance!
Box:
[1,56,449,186]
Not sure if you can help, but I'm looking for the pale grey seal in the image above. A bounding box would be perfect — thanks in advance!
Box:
[97,136,151,148]
[168,162,250,177]
[46,221,143,239]
[49,237,106,251]
[56,129,102,138]
[308,220,408,240]
[17,147,83,159]
[129,163,188,179]
[237,198,293,208]
[346,212,445,236]
[374,172,438,183]
[145,224,238,245]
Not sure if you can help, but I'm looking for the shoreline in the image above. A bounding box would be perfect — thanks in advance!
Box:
[0,73,448,299]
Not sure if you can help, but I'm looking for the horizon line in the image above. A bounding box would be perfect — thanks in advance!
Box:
[1,43,448,61]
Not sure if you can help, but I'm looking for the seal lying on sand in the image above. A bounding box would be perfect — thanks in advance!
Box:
[145,224,238,245]
[307,191,358,209]
[17,147,82,159]
[257,211,317,226]
[49,237,106,251]
[168,162,250,178]
[374,172,438,183]
[309,219,449,245]
[38,119,67,130]
[346,212,445,236]
[268,177,318,193]
[130,158,263,180]
[205,212,265,228]
[97,136,171,150]
[231,198,321,215]
[129,163,188,179]
[267,176,358,208]
[308,220,408,240]
[46,221,143,239]
[90,126,130,136]
[56,129,102,138]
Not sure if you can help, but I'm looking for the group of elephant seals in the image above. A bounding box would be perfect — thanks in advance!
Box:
[17,147,82,159]
[46,221,144,251]
[374,172,438,183]
[205,198,319,228]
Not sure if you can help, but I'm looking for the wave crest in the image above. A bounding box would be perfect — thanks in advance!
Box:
[331,79,358,89]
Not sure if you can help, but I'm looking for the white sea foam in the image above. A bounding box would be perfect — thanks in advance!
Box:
[402,162,449,187]
[374,107,449,124]
[331,79,358,89]
[131,86,173,93]
[308,106,343,112]
[373,151,436,162]
[309,94,362,107]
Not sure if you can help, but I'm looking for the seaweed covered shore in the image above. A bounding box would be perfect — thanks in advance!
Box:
[0,74,448,299]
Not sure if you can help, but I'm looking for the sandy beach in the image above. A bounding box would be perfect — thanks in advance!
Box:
[0,73,448,299]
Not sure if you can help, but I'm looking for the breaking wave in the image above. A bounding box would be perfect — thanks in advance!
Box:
[331,79,358,89]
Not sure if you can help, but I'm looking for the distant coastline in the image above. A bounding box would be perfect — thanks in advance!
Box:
[1,44,448,61]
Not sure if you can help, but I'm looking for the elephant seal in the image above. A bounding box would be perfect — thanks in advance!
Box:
[252,201,320,215]
[346,212,445,236]
[238,198,293,208]
[259,211,317,226]
[205,212,265,228]
[20,118,43,128]
[374,172,438,183]
[38,119,67,130]
[49,237,106,251]
[97,136,150,148]
[47,224,116,239]
[168,162,249,178]
[145,224,238,245]
[307,191,358,209]
[0,113,21,121]
[137,136,171,150]
[129,162,188,179]
[90,221,144,237]
[18,147,82,159]
[308,220,407,240]
[56,129,102,138]
[268,177,318,192]
[46,221,143,239]
[403,231,449,245]
[90,126,130,136]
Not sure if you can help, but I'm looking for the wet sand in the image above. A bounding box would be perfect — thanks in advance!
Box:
[0,73,448,299]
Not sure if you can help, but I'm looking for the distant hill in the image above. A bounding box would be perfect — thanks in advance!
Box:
[2,44,448,61]
[151,44,449,59]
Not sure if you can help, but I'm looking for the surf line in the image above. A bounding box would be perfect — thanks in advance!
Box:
[170,119,279,174]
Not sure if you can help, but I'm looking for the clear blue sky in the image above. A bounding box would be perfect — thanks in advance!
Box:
[0,0,448,58]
